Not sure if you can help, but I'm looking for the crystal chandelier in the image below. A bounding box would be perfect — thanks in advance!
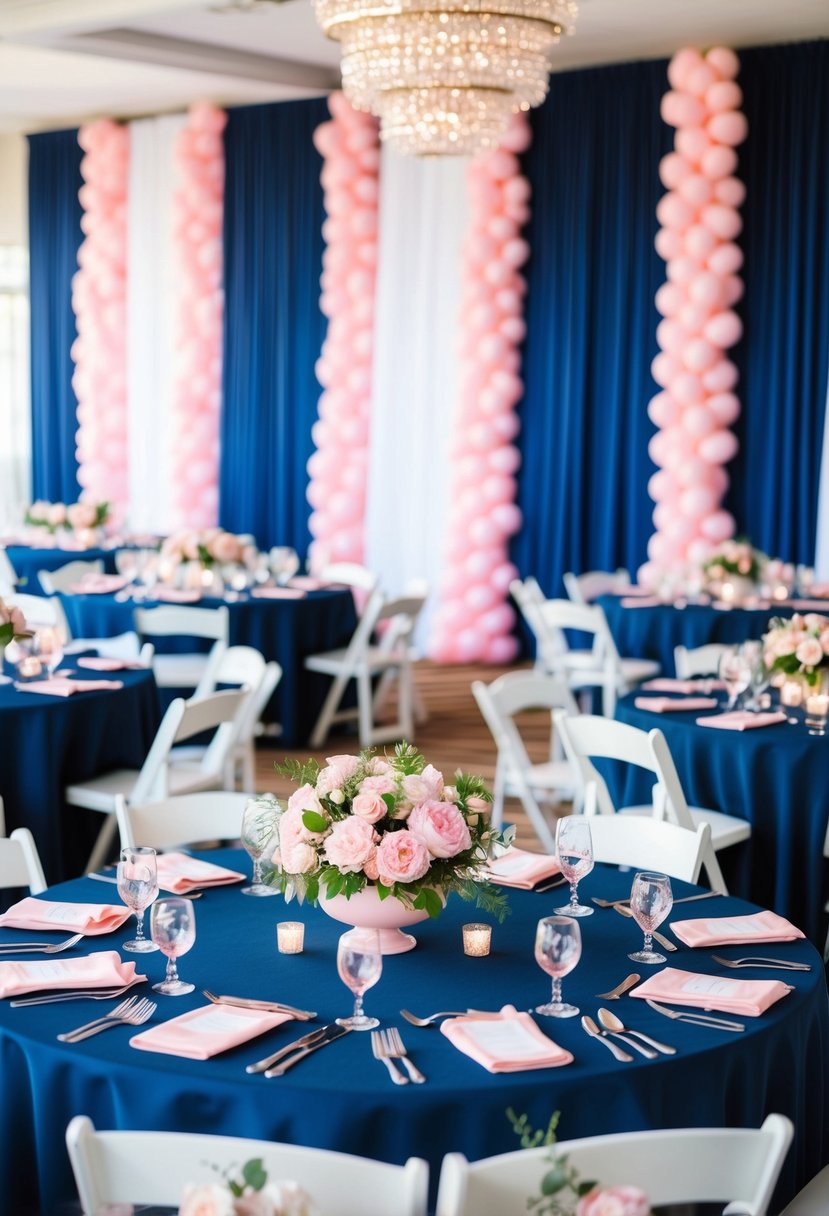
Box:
[313,1,578,157]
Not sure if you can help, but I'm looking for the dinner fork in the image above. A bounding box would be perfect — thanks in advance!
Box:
[56,995,141,1040]
[370,1029,408,1084]
[58,997,156,1042]
[711,954,812,972]
[10,981,145,1008]
[0,933,85,955]
[385,1027,426,1083]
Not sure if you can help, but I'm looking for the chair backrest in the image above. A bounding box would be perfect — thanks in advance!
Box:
[134,604,229,644]
[193,643,266,700]
[0,547,17,595]
[436,1115,792,1216]
[473,671,579,777]
[65,631,153,666]
[586,814,711,882]
[8,592,71,641]
[115,791,252,851]
[318,562,380,594]
[563,567,631,604]
[67,1115,429,1216]
[38,559,104,595]
[0,828,47,894]
[374,593,428,654]
[674,643,731,678]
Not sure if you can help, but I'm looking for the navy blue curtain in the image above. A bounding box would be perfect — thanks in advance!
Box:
[513,59,672,595]
[726,40,829,563]
[28,129,83,502]
[220,98,329,553]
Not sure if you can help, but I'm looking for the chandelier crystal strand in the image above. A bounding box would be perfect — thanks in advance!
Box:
[313,1,577,157]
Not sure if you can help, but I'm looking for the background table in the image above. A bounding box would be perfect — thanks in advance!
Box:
[0,670,160,882]
[59,589,358,747]
[4,543,121,590]
[0,854,825,1214]
[614,691,829,945]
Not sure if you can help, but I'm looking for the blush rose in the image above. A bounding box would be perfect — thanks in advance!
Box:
[323,817,376,873]
[375,830,431,884]
[408,800,472,858]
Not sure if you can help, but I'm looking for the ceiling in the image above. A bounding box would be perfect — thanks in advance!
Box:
[0,0,827,135]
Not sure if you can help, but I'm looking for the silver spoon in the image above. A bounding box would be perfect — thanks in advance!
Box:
[598,1007,676,1055]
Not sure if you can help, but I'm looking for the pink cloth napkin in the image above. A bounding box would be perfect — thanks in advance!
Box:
[610,585,650,598]
[155,852,246,894]
[251,587,307,600]
[787,599,829,612]
[287,576,325,591]
[620,596,663,608]
[641,678,726,693]
[68,574,129,595]
[154,587,201,603]
[441,1005,573,1072]
[695,710,787,730]
[629,966,793,1017]
[634,696,719,713]
[0,951,144,998]
[0,897,131,935]
[670,910,805,949]
[487,847,561,890]
[76,656,144,672]
[130,1001,292,1059]
[14,677,124,697]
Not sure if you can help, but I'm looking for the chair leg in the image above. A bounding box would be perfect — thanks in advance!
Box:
[518,788,557,854]
[85,816,118,875]
[357,671,374,747]
[240,742,255,793]
[310,673,351,749]
[491,761,506,830]
[398,661,414,741]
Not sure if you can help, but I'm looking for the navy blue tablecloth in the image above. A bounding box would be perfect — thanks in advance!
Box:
[614,692,829,946]
[0,670,160,883]
[0,853,825,1214]
[59,590,358,747]
[5,544,120,591]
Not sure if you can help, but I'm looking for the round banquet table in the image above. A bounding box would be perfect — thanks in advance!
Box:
[4,543,121,590]
[0,853,825,1215]
[613,691,829,947]
[0,669,160,884]
[59,588,358,747]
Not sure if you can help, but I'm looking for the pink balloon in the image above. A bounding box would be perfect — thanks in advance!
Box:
[500,116,533,155]
[675,127,712,165]
[721,275,744,307]
[479,603,516,637]
[700,144,738,181]
[675,456,710,487]
[500,316,526,344]
[313,121,342,158]
[686,537,715,565]
[651,352,682,388]
[659,153,692,190]
[700,509,736,543]
[648,430,675,468]
[703,310,743,348]
[656,319,688,355]
[681,402,717,436]
[503,176,531,206]
[483,635,520,664]
[679,300,714,333]
[689,271,725,310]
[684,223,717,261]
[707,242,743,276]
[705,47,740,80]
[637,561,661,591]
[482,473,516,505]
[656,193,695,232]
[668,48,705,90]
[706,80,743,114]
[491,561,520,594]
[707,111,749,147]
[698,429,739,464]
[683,338,719,372]
[655,282,685,318]
[648,470,677,503]
[670,372,705,406]
[703,359,739,392]
[490,503,522,536]
[702,204,742,241]
[655,228,685,261]
[666,256,702,287]
[678,173,714,208]
[502,238,530,268]
[680,485,718,518]
[489,445,521,475]
[647,392,681,428]
[661,91,706,129]
[707,391,740,426]
[686,62,717,97]
[713,177,746,208]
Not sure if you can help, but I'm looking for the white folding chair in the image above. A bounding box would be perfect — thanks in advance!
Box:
[65,687,251,872]
[134,604,229,691]
[563,567,631,604]
[0,828,48,894]
[779,1163,829,1215]
[472,671,579,852]
[510,577,575,674]
[436,1115,792,1216]
[674,643,731,678]
[586,813,711,882]
[8,592,71,642]
[64,630,155,667]
[305,589,426,748]
[0,547,18,596]
[67,1115,429,1216]
[115,791,252,852]
[318,562,380,594]
[554,711,753,891]
[38,559,104,595]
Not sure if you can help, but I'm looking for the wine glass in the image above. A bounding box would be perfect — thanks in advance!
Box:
[718,647,752,711]
[534,915,582,1017]
[34,626,64,677]
[241,797,281,897]
[117,846,160,953]
[554,816,594,917]
[150,898,196,995]
[628,871,673,965]
[336,928,382,1031]
[115,549,139,583]
[744,649,771,712]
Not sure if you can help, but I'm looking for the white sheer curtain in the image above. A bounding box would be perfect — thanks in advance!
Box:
[365,150,468,649]
[814,375,829,577]
[126,113,187,533]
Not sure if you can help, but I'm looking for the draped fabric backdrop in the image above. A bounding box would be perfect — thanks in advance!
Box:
[513,60,672,597]
[366,151,467,647]
[27,129,83,503]
[220,99,329,552]
[126,114,187,533]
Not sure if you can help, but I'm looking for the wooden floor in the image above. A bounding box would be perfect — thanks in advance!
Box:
[253,659,570,851]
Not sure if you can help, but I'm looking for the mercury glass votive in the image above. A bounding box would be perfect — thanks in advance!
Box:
[277,922,305,954]
[16,655,43,680]
[463,923,492,957]
[780,680,804,708]
[805,694,829,736]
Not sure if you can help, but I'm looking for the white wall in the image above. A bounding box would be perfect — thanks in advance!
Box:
[0,134,27,246]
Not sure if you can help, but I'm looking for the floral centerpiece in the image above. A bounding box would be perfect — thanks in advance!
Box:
[180,1156,318,1216]
[763,612,829,690]
[701,537,766,594]
[25,499,110,545]
[160,528,256,572]
[271,744,508,927]
[0,597,28,648]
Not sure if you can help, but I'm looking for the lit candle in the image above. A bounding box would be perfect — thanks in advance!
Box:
[780,680,803,708]
[805,694,829,735]
[276,921,304,954]
[720,581,735,605]
[462,923,491,957]
[16,656,43,679]
[773,584,789,602]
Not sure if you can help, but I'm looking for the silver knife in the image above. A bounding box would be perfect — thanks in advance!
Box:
[247,1024,333,1074]
[265,1023,350,1076]
[645,998,745,1032]
[213,993,316,1020]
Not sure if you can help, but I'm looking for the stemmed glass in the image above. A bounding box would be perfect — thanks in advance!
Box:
[117,846,160,953]
[718,647,752,711]
[241,797,280,897]
[336,928,382,1031]
[534,915,582,1018]
[554,816,594,917]
[34,626,64,678]
[150,898,196,995]
[628,871,673,965]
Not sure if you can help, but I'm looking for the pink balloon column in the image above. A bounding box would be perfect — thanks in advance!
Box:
[640,47,748,589]
[429,115,532,664]
[307,94,380,573]
[169,103,227,529]
[71,119,129,524]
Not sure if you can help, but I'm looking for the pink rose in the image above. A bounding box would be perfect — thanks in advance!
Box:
[402,764,444,804]
[363,757,392,776]
[363,846,380,881]
[68,502,97,530]
[359,774,397,796]
[278,807,322,873]
[47,503,66,527]
[323,817,376,873]
[408,800,472,859]
[375,830,431,885]
[179,1184,235,1216]
[286,786,327,838]
[796,637,823,667]
[352,792,389,823]
[316,755,359,795]
[210,531,241,563]
[577,1187,650,1216]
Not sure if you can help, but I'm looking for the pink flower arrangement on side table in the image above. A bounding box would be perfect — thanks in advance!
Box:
[271,743,509,921]
[763,612,829,689]
[24,498,110,546]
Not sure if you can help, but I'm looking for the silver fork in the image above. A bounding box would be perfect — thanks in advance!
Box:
[0,933,85,955]
[10,982,144,1008]
[400,1008,469,1027]
[371,1029,408,1084]
[57,995,141,1040]
[58,997,156,1042]
[711,954,811,972]
[385,1027,426,1083]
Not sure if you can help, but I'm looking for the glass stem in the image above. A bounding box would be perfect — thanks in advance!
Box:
[252,857,263,886]
[166,956,179,985]
[643,932,653,954]
[353,993,364,1021]
[569,881,579,910]
[551,977,562,1007]
[134,910,146,942]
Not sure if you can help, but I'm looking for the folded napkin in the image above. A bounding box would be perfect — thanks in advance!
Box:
[634,696,719,713]
[76,656,144,672]
[610,585,649,598]
[629,967,792,1017]
[641,678,726,694]
[155,852,246,894]
[670,910,805,949]
[0,897,131,935]
[130,1001,292,1060]
[154,586,201,603]
[0,951,143,999]
[620,597,663,608]
[14,677,124,697]
[487,847,561,890]
[286,576,325,591]
[441,1005,573,1073]
[250,587,306,600]
[695,710,787,730]
[68,574,129,595]
[788,599,829,611]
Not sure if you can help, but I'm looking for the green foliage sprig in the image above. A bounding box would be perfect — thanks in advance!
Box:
[506,1110,597,1215]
